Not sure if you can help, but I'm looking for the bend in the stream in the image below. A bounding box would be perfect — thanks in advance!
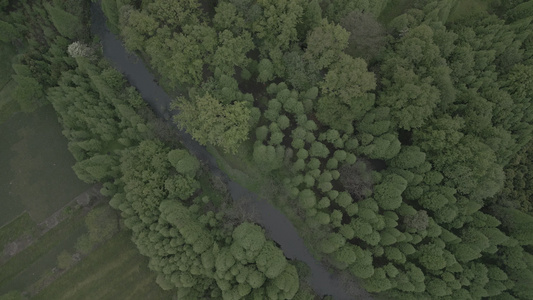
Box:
[90,3,372,299]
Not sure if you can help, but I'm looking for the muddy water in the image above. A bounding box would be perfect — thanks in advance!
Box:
[90,3,371,299]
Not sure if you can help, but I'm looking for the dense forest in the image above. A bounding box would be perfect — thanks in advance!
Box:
[2,0,533,299]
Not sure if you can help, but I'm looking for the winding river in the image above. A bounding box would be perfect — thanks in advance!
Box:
[90,3,371,300]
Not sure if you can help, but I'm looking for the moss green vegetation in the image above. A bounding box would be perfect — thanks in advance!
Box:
[34,231,172,300]
[0,105,90,225]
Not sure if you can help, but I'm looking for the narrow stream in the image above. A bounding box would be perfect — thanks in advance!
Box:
[90,3,371,299]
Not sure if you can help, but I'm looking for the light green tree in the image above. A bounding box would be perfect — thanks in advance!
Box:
[173,93,250,153]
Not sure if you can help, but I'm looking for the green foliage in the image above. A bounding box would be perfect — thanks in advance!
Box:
[101,0,120,33]
[493,206,533,245]
[336,191,353,208]
[319,233,345,254]
[373,174,408,210]
[363,268,392,293]
[255,126,269,142]
[256,242,288,279]
[174,93,250,153]
[253,144,284,172]
[309,141,330,158]
[44,3,82,39]
[0,20,19,42]
[417,243,447,270]
[340,11,386,61]
[80,1,533,298]
[165,175,200,200]
[316,54,376,131]
[426,277,451,297]
[269,131,284,145]
[257,59,275,83]
[303,19,349,70]
[232,222,266,260]
[390,146,426,169]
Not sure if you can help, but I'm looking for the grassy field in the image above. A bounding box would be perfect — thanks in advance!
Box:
[0,212,37,248]
[0,209,86,290]
[0,105,90,226]
[34,231,173,300]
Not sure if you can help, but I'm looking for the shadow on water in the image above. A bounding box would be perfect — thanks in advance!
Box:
[90,3,371,299]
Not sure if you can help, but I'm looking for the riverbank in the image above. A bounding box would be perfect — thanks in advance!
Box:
[90,2,370,299]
